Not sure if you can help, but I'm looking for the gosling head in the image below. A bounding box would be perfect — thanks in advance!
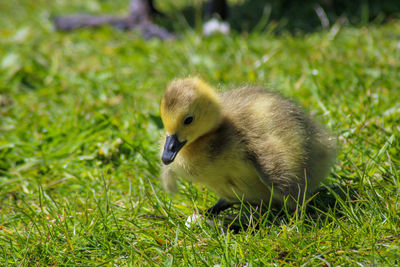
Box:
[160,77,222,165]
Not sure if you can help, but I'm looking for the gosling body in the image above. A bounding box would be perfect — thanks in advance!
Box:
[160,78,336,213]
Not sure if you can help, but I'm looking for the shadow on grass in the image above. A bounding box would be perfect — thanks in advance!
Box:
[52,0,400,38]
[214,183,359,234]
[161,0,400,34]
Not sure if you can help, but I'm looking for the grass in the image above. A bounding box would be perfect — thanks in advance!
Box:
[1,0,400,265]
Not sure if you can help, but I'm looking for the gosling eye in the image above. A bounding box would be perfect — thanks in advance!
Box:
[183,115,194,125]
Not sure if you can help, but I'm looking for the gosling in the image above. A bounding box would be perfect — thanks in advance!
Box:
[160,77,336,215]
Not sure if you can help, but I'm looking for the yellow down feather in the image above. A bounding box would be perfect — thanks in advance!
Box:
[160,77,336,210]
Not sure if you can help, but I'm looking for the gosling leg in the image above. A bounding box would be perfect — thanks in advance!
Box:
[205,198,232,216]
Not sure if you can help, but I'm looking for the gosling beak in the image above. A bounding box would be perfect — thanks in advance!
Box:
[162,134,187,165]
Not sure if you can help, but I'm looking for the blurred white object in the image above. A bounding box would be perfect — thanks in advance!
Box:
[185,213,201,228]
[185,213,215,228]
[203,18,230,36]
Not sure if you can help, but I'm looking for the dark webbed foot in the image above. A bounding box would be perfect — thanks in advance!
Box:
[205,198,232,216]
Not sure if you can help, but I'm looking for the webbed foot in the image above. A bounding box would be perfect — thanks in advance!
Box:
[205,198,232,216]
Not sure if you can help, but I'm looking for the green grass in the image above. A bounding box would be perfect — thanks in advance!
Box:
[1,0,400,265]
